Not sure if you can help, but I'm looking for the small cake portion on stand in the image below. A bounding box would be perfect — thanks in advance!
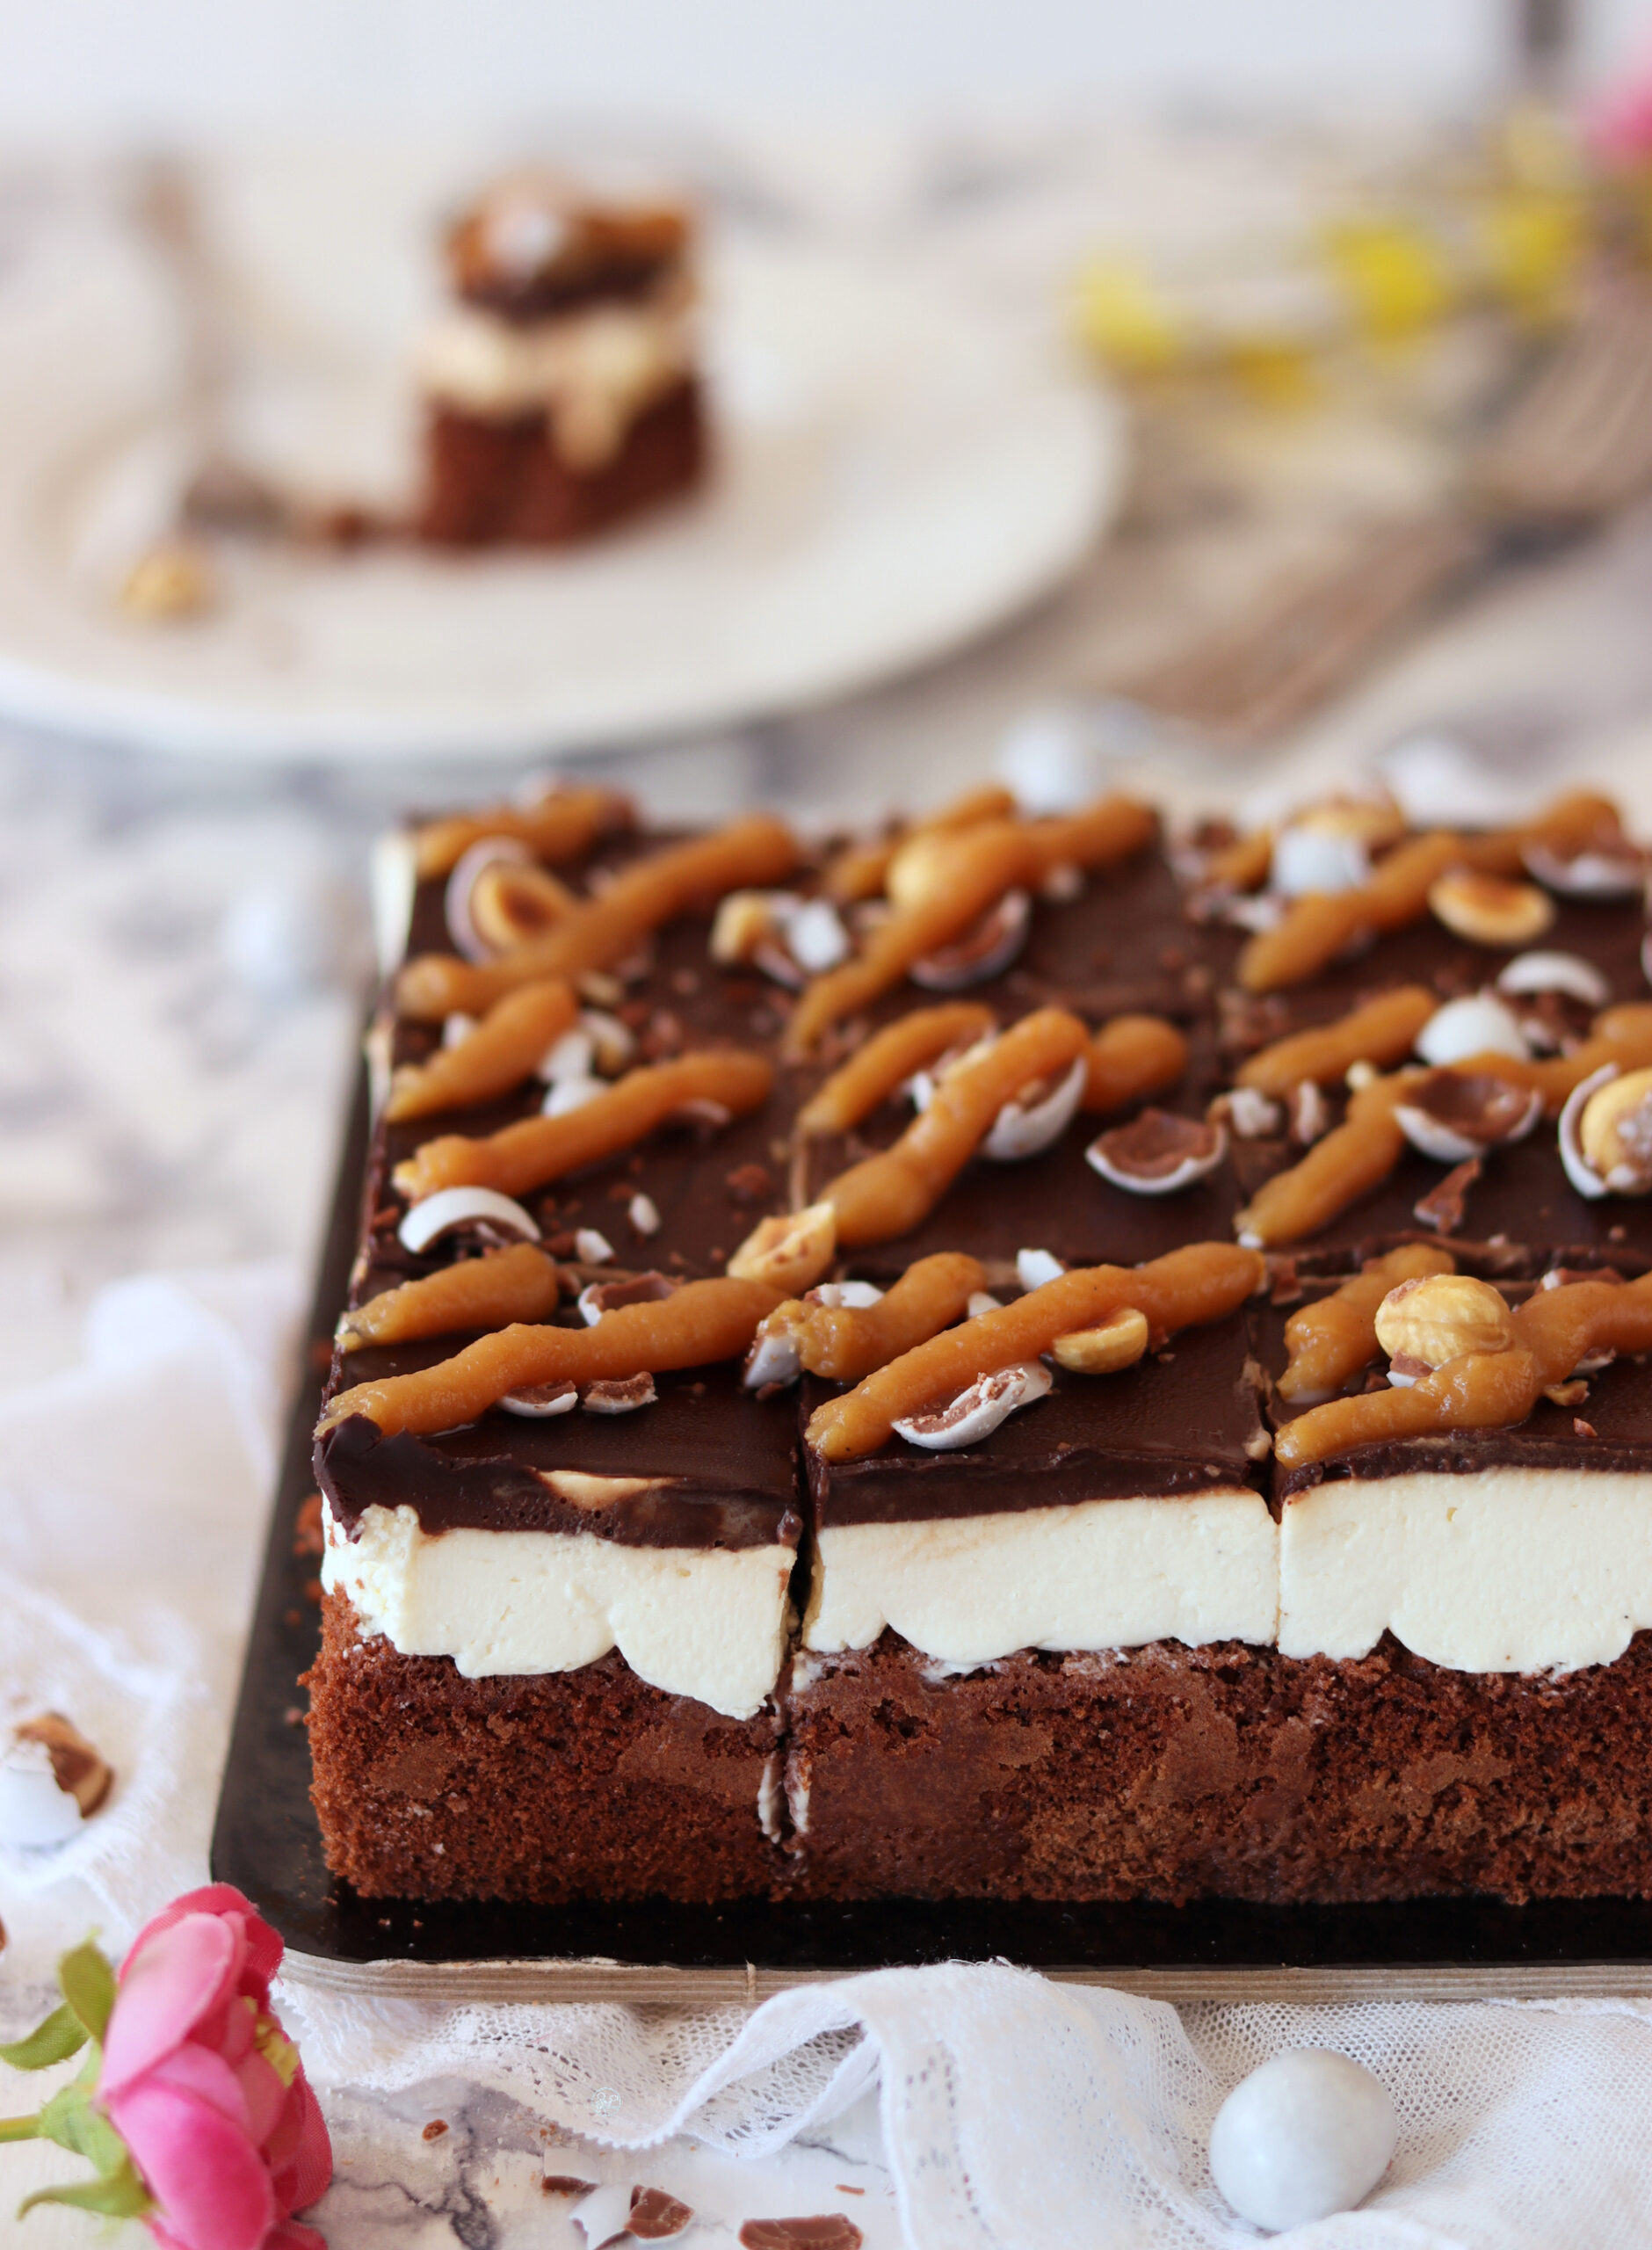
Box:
[415,172,707,547]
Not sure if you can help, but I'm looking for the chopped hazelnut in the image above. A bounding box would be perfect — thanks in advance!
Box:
[728,1201,837,1293]
[120,539,214,621]
[1578,1066,1652,1191]
[1050,1305,1150,1374]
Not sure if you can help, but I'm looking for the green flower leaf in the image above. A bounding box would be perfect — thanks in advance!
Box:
[56,1940,116,2044]
[0,2005,87,2073]
[34,2082,127,2178]
[18,2157,153,2223]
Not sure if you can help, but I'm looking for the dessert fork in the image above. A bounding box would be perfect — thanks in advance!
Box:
[1111,280,1652,748]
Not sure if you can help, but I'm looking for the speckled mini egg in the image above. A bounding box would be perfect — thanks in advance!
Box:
[1209,2047,1396,2232]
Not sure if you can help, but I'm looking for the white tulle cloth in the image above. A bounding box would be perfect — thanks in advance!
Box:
[279,1969,1652,2247]
[9,1267,1652,2246]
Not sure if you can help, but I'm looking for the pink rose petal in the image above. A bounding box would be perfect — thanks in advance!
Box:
[126,1886,252,1962]
[265,2068,332,2216]
[125,1887,283,2000]
[134,2043,252,2134]
[232,2047,287,2152]
[218,1994,257,2067]
[268,2224,329,2250]
[101,1916,238,2098]
[116,2080,275,2250]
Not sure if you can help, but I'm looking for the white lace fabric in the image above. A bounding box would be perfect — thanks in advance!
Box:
[278,1966,1652,2247]
[9,1266,1652,2246]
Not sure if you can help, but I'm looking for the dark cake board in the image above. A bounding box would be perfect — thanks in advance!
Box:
[213,1063,1652,2004]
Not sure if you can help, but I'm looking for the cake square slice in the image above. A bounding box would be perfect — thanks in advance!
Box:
[1254,1269,1652,1674]
[414,171,706,547]
[800,1306,1274,1667]
[311,1354,801,1901]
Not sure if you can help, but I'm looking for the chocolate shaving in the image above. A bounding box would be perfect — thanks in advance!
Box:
[628,2185,695,2239]
[1415,1157,1481,1234]
[725,1162,773,1204]
[1575,1417,1599,1438]
[1267,1253,1303,1308]
[583,1272,676,1317]
[1218,989,1289,1056]
[739,2221,865,2250]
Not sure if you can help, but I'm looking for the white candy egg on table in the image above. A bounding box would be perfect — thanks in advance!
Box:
[995,701,1115,813]
[222,869,367,999]
[1208,2047,1396,2232]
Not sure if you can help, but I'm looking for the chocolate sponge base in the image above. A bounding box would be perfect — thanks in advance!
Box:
[306,1592,781,1903]
[781,1630,1652,1905]
[308,1595,1652,1908]
[416,378,706,548]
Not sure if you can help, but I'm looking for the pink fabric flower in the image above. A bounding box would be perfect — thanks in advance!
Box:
[1588,38,1652,163]
[98,1884,331,2250]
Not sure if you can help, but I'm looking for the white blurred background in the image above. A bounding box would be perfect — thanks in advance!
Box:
[0,0,1648,135]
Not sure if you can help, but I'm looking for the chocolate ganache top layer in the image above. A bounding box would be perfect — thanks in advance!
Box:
[319,1361,802,1550]
[804,1312,1267,1529]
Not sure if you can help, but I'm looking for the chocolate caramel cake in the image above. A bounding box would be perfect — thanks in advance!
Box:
[415,173,706,547]
[307,777,1652,1906]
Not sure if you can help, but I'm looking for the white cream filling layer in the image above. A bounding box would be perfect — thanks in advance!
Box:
[322,1501,792,1720]
[802,1491,1279,1667]
[1279,1468,1652,1673]
[417,301,694,467]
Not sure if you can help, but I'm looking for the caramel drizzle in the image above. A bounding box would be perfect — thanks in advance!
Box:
[821,784,1017,904]
[757,1252,986,1384]
[338,1244,562,1354]
[411,786,631,880]
[397,815,801,1020]
[1083,1013,1188,1110]
[393,1049,774,1202]
[1235,791,1622,993]
[1275,1243,1455,1404]
[318,1276,783,1440]
[784,796,1155,1056]
[797,1001,1186,1141]
[385,979,576,1122]
[1277,1268,1652,1469]
[1234,1004,1652,1248]
[1236,986,1436,1097]
[822,1007,1090,1247]
[807,1242,1263,1462]
[798,1004,996,1136]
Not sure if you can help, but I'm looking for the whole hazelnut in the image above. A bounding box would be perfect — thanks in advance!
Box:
[1578,1067,1652,1193]
[1374,1274,1516,1375]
